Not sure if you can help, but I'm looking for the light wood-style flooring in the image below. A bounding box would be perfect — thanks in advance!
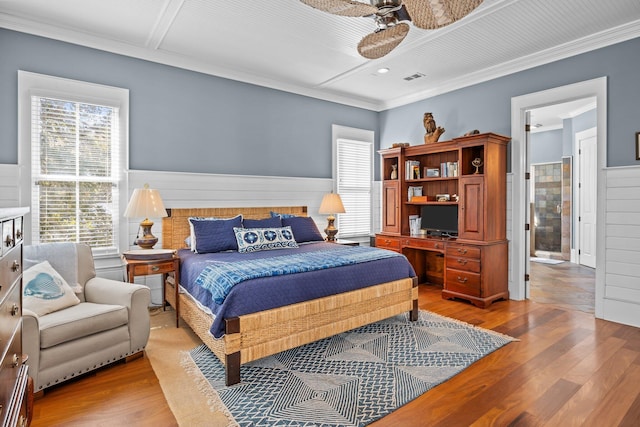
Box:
[31,282,639,426]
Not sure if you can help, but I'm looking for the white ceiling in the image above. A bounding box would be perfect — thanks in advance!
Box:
[1,0,639,112]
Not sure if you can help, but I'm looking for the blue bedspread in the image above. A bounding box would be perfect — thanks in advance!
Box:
[178,242,416,338]
[195,246,403,304]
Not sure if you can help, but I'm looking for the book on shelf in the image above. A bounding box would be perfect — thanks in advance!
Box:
[405,160,420,179]
[439,161,459,177]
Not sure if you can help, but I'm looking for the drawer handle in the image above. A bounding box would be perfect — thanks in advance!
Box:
[16,230,22,239]
[11,353,19,368]
[456,248,468,254]
[435,243,440,249]
[457,276,468,283]
[4,235,13,247]
[384,240,391,244]
[11,304,19,316]
[151,266,160,272]
[457,258,468,265]
[11,260,20,272]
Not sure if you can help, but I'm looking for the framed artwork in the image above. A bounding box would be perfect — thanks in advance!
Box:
[636,132,640,160]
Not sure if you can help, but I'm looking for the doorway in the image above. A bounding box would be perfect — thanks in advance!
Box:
[510,77,606,319]
[527,101,597,313]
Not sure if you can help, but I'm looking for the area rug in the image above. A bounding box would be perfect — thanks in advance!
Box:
[185,310,515,427]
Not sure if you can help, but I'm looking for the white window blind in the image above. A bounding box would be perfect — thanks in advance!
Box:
[336,138,372,237]
[30,95,121,251]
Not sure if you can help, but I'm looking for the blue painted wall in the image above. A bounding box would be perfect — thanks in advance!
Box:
[2,29,639,180]
[0,29,378,178]
[379,37,640,169]
[531,129,563,164]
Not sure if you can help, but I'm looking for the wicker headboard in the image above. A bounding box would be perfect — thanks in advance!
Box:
[161,206,308,250]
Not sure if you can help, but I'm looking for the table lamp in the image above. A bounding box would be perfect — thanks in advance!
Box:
[124,183,168,249]
[318,192,346,242]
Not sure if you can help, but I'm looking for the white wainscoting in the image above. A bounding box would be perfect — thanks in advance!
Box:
[5,163,640,325]
[0,164,19,208]
[602,166,640,327]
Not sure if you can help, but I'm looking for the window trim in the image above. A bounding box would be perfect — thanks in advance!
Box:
[331,125,374,238]
[18,71,129,256]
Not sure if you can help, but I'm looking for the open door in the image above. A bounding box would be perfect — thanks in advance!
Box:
[524,111,531,298]
[576,127,597,268]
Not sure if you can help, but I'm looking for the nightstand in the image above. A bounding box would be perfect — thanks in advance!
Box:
[124,253,180,327]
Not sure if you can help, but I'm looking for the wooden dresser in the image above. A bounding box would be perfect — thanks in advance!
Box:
[0,207,31,427]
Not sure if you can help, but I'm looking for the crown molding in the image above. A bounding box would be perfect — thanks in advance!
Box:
[379,19,640,111]
[2,13,639,113]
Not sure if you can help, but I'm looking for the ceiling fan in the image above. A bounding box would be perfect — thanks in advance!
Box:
[300,0,483,59]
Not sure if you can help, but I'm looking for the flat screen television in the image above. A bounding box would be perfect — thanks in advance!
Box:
[421,204,458,237]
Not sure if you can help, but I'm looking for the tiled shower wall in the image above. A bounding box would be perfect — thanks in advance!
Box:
[533,162,562,253]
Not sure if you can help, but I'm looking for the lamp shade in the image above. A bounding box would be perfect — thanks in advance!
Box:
[318,193,345,214]
[124,184,168,219]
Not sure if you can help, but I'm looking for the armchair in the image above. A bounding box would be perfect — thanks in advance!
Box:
[22,243,151,393]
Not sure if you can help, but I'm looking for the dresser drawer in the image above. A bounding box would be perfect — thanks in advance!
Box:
[375,236,401,252]
[446,255,481,273]
[0,245,21,303]
[130,260,176,276]
[2,219,15,257]
[402,238,446,252]
[0,282,21,348]
[446,243,481,259]
[0,325,22,419]
[445,269,481,297]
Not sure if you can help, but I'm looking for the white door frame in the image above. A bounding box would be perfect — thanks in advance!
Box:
[510,77,607,318]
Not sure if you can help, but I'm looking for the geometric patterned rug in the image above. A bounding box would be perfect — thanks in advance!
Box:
[189,310,515,426]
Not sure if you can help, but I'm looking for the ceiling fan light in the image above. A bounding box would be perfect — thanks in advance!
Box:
[357,22,410,59]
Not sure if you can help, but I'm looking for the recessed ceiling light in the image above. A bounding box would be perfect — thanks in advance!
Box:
[377,67,390,74]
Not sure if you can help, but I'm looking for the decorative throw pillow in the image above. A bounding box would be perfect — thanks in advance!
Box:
[189,215,243,253]
[234,226,299,253]
[282,216,324,243]
[243,216,282,229]
[23,261,81,316]
[270,211,298,219]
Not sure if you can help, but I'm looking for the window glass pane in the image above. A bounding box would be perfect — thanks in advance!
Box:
[336,139,372,237]
[32,95,119,250]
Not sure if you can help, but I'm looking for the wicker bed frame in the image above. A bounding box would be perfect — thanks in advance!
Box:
[162,206,418,385]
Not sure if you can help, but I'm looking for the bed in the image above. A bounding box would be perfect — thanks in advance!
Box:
[161,206,418,385]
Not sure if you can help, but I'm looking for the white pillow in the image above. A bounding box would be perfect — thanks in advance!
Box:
[23,261,81,316]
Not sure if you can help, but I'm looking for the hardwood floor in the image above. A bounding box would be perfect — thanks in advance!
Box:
[529,259,596,313]
[31,285,640,426]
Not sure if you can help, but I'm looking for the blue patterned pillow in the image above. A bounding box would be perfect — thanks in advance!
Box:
[189,215,243,253]
[234,226,299,253]
[282,216,324,243]
[243,216,282,228]
[269,211,298,219]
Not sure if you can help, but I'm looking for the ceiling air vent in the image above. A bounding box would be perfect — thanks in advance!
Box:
[403,72,426,81]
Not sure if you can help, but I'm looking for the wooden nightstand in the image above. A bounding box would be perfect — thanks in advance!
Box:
[124,254,180,327]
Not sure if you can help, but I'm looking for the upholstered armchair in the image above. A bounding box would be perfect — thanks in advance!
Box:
[21,242,151,393]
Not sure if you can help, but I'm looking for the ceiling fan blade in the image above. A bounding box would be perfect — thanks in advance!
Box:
[357,22,410,59]
[404,0,483,29]
[300,0,378,17]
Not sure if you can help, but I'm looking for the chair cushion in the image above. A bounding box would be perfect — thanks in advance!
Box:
[39,302,128,349]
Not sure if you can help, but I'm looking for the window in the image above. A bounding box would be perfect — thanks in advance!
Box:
[19,71,128,256]
[336,138,373,237]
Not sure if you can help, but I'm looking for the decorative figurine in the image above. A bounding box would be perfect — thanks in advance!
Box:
[472,157,483,174]
[390,164,398,180]
[423,112,445,144]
